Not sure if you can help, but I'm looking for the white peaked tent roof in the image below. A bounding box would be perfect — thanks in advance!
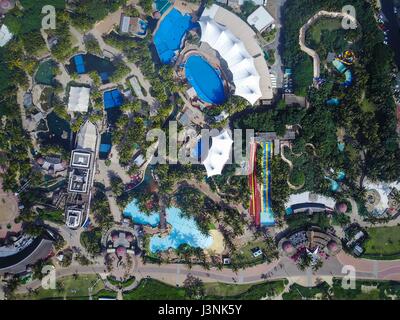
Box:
[199,12,262,105]
[68,86,90,112]
[76,120,97,152]
[203,130,233,177]
[0,24,12,47]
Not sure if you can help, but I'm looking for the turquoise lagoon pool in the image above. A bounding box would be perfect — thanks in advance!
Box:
[124,201,213,252]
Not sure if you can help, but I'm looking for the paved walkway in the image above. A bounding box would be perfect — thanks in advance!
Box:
[15,249,400,295]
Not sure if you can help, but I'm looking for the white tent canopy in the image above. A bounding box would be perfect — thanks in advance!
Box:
[202,130,233,177]
[68,86,90,113]
[0,24,12,47]
[199,13,262,105]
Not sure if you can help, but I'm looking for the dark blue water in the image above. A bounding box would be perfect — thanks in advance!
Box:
[185,55,226,105]
[381,0,400,67]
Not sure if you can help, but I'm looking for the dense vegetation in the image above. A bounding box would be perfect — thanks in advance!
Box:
[276,0,400,198]
[69,0,127,31]
[282,278,400,300]
[123,278,286,300]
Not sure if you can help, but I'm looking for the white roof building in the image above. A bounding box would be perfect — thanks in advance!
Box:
[65,209,83,229]
[247,6,275,33]
[285,192,336,210]
[0,24,12,47]
[120,15,131,34]
[202,130,233,177]
[76,120,97,152]
[199,5,273,105]
[67,86,90,113]
[133,154,145,167]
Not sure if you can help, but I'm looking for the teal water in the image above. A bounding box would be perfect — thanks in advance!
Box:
[35,60,56,85]
[124,201,213,252]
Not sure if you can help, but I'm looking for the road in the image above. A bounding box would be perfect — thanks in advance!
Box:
[264,0,287,89]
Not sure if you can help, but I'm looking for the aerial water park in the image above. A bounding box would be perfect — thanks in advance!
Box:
[332,50,354,88]
[248,140,275,227]
[324,169,346,192]
[325,50,356,106]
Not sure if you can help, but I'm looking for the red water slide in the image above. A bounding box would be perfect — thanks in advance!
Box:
[248,142,261,226]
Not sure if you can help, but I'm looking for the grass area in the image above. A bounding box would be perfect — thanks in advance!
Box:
[293,57,313,97]
[364,226,400,257]
[361,98,376,113]
[286,212,331,231]
[107,276,136,288]
[309,18,342,44]
[15,274,105,300]
[204,283,253,297]
[283,278,400,300]
[283,282,331,300]
[123,279,186,300]
[231,240,269,266]
[37,208,64,224]
[205,280,286,300]
[123,278,287,300]
[93,289,118,300]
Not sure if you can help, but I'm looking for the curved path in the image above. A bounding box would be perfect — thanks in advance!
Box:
[299,11,358,79]
[280,145,305,190]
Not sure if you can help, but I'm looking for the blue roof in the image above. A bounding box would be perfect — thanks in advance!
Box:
[100,143,111,153]
[74,55,86,74]
[104,90,124,109]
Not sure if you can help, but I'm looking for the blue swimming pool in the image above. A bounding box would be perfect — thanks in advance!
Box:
[154,8,195,64]
[123,201,213,253]
[185,55,226,105]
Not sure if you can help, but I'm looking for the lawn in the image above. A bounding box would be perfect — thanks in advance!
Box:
[107,276,136,288]
[283,282,331,300]
[123,279,186,300]
[205,280,286,300]
[123,278,287,300]
[308,18,342,44]
[93,289,118,300]
[364,226,400,258]
[204,283,253,297]
[15,274,105,300]
[293,57,313,97]
[231,240,270,267]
